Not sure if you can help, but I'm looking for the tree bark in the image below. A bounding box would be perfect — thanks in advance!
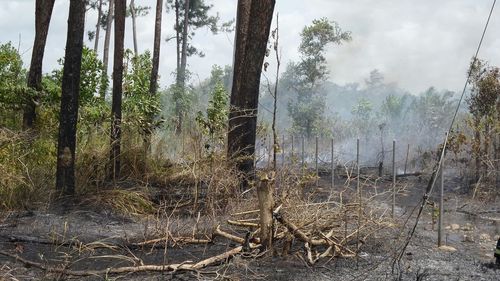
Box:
[175,0,180,72]
[257,175,274,250]
[227,0,252,169]
[94,0,103,53]
[174,0,190,134]
[130,0,139,55]
[101,0,114,99]
[55,0,86,195]
[271,14,280,172]
[23,0,56,130]
[143,0,163,160]
[149,0,163,95]
[179,0,189,86]
[227,0,276,181]
[109,0,126,181]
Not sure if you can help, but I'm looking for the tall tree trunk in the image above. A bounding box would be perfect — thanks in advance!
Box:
[23,0,56,130]
[174,0,190,134]
[130,0,139,55]
[227,0,276,181]
[109,0,126,181]
[94,0,103,52]
[55,0,86,195]
[149,0,163,96]
[179,0,189,86]
[144,0,163,158]
[101,0,114,99]
[271,13,280,172]
[175,0,180,73]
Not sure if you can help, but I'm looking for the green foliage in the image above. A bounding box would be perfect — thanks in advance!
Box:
[0,42,28,105]
[196,80,228,145]
[166,0,234,58]
[285,18,351,137]
[468,59,499,119]
[169,82,195,129]
[54,46,108,105]
[123,50,163,135]
[381,94,405,120]
[351,98,374,138]
[412,87,455,130]
[0,42,24,86]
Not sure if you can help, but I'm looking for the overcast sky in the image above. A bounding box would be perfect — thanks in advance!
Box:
[1,0,499,94]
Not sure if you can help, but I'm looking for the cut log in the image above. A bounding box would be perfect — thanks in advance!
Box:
[257,173,274,250]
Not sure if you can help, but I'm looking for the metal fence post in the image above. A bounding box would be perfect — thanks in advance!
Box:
[331,138,335,188]
[356,138,360,194]
[392,139,396,219]
[315,136,319,187]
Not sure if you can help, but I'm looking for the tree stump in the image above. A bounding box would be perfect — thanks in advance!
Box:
[258,173,274,250]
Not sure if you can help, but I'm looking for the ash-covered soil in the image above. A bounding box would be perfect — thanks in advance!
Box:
[1,175,499,281]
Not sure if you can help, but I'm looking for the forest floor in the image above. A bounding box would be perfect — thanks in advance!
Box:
[1,172,499,281]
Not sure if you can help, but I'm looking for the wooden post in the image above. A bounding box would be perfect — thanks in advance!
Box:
[255,137,259,168]
[392,139,396,219]
[268,134,272,169]
[404,143,410,175]
[355,137,361,268]
[331,138,335,188]
[356,138,360,194]
[258,174,274,250]
[281,134,285,168]
[315,136,319,187]
[181,130,185,158]
[438,134,446,247]
[301,136,305,175]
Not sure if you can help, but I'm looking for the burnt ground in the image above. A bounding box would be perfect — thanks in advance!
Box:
[1,173,500,281]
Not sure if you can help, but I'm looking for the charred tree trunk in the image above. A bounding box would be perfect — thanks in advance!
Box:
[94,0,103,52]
[227,0,251,168]
[55,0,86,195]
[23,0,56,130]
[179,0,189,86]
[149,0,163,96]
[143,0,163,158]
[174,0,190,134]
[175,0,181,72]
[101,0,114,99]
[130,0,139,55]
[227,0,276,182]
[109,0,126,181]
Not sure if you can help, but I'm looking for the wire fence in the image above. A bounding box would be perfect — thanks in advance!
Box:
[254,135,422,176]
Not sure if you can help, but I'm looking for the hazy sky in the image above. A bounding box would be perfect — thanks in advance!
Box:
[1,0,499,94]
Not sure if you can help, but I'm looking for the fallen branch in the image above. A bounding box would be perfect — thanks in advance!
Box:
[227,220,259,228]
[132,236,212,247]
[456,209,500,222]
[213,225,259,248]
[0,246,242,276]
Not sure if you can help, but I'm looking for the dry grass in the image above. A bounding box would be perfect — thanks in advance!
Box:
[83,187,156,215]
[0,128,56,210]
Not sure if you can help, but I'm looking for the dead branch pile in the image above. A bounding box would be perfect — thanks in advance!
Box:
[224,196,394,265]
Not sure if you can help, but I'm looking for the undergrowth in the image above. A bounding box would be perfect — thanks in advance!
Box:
[0,122,242,217]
